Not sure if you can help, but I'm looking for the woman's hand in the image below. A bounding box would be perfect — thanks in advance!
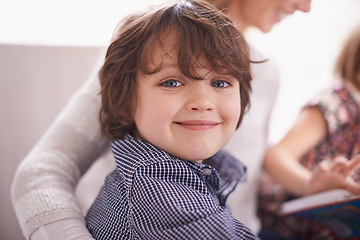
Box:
[306,155,360,195]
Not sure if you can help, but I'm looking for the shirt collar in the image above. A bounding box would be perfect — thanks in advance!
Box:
[111,134,247,203]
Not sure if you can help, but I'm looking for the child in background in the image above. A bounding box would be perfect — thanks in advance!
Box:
[85,1,258,239]
[258,24,360,240]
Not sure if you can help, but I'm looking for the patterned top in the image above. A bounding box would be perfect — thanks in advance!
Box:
[86,134,259,240]
[258,84,360,239]
[301,84,360,170]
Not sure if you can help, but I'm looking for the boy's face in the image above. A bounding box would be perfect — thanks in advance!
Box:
[133,38,241,163]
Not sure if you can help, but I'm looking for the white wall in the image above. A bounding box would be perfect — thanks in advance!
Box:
[0,0,164,46]
[0,44,103,240]
[246,0,360,143]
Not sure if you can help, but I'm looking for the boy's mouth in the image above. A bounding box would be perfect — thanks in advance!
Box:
[174,120,220,130]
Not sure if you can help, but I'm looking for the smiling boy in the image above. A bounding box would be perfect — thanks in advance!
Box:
[86,1,258,239]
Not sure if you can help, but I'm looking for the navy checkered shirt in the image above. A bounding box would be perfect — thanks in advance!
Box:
[86,134,259,239]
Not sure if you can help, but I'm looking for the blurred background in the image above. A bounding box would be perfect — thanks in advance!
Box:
[1,0,360,239]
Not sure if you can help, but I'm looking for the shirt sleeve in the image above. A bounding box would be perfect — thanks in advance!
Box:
[11,54,110,240]
[130,163,259,240]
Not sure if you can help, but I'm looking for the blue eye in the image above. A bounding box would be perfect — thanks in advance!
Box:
[211,80,230,88]
[161,79,183,87]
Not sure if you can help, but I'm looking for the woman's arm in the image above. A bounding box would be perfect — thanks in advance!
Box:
[11,57,110,240]
[264,107,360,196]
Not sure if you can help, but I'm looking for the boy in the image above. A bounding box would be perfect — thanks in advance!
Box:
[86,1,258,239]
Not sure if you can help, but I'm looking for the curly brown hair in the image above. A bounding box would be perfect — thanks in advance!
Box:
[99,0,252,140]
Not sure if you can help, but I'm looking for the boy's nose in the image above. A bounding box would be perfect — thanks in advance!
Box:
[186,86,214,112]
[190,104,213,111]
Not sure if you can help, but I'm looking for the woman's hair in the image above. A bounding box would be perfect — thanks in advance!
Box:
[334,25,360,90]
[99,0,252,140]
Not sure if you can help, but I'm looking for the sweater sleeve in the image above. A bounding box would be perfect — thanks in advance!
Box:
[11,56,111,240]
